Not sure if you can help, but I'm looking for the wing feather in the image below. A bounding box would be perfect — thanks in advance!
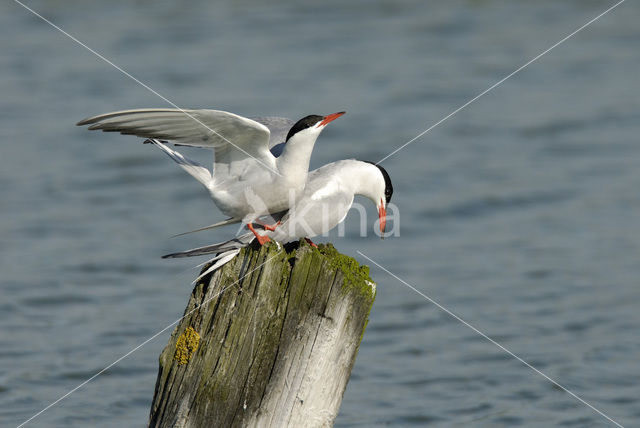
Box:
[78,109,275,164]
[250,116,295,153]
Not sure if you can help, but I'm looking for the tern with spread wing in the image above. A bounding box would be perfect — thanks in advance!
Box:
[77,108,345,242]
[163,159,394,277]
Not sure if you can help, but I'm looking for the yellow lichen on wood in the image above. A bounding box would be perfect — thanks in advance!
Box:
[174,326,200,365]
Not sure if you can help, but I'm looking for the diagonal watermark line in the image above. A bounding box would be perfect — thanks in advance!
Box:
[17,251,283,428]
[376,0,626,165]
[357,251,625,428]
[12,0,282,177]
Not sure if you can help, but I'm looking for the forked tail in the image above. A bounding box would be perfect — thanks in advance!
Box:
[162,232,255,259]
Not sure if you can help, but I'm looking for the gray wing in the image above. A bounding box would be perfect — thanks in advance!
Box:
[77,108,275,164]
[273,167,354,241]
[250,116,295,157]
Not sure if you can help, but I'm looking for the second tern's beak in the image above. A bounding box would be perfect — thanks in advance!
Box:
[378,198,387,238]
[318,111,346,127]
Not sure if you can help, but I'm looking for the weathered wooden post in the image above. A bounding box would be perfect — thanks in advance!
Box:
[149,239,376,428]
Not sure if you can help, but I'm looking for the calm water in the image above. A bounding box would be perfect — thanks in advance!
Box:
[2,1,639,426]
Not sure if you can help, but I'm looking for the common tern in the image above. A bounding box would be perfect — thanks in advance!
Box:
[163,159,393,277]
[76,108,345,242]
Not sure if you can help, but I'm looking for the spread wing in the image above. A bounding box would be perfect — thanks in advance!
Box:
[250,116,295,157]
[77,108,276,165]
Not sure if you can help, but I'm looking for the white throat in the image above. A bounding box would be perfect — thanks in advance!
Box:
[276,126,323,181]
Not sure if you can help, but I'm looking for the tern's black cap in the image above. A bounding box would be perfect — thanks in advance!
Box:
[285,115,324,142]
[364,161,393,203]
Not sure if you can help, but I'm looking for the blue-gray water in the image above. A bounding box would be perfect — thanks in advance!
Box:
[2,1,639,426]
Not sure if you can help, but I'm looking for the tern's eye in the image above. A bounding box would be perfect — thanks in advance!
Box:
[286,115,324,141]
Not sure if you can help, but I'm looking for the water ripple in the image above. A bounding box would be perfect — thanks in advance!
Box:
[421,190,575,220]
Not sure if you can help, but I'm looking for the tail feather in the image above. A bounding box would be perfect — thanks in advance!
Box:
[171,217,241,238]
[193,250,240,283]
[145,139,211,186]
[162,232,255,259]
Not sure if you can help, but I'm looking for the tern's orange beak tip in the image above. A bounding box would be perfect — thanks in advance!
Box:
[378,202,387,238]
[319,111,346,126]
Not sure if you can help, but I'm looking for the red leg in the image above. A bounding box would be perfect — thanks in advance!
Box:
[248,223,271,245]
[256,220,281,232]
[305,237,318,248]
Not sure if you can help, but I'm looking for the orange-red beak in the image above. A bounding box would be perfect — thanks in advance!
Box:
[318,111,346,127]
[378,198,386,238]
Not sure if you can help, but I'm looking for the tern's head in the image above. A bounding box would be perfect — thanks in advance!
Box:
[285,111,345,143]
[362,161,393,236]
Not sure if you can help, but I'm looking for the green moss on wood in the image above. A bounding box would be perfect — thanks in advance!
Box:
[318,243,375,301]
[152,239,377,427]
